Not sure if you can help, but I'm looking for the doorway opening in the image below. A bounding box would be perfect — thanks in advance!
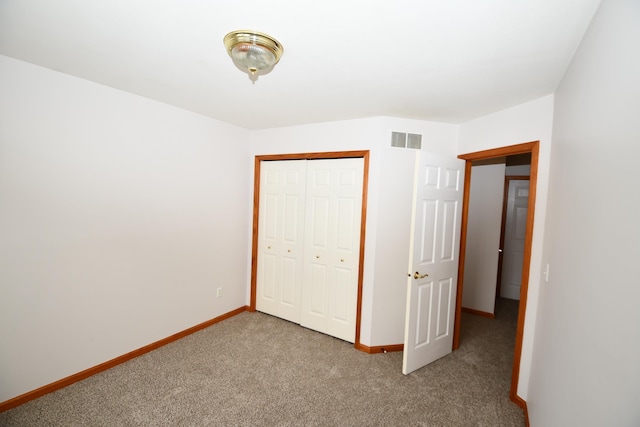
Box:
[454,141,539,409]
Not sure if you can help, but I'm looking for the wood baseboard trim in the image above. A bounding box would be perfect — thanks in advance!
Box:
[0,306,249,413]
[461,307,496,319]
[354,343,404,354]
[512,393,529,426]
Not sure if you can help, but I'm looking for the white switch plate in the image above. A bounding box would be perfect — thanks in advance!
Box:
[543,263,550,283]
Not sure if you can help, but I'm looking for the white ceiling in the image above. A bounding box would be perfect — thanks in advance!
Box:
[0,0,601,130]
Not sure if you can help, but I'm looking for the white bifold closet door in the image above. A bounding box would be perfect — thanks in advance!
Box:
[256,160,307,324]
[256,158,364,343]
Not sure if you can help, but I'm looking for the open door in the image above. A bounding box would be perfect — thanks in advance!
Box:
[402,151,465,375]
[499,178,530,300]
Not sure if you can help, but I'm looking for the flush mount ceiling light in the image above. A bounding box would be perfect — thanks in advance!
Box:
[223,30,283,82]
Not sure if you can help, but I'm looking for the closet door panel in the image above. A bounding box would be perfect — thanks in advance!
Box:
[257,157,364,343]
[256,160,306,323]
[281,257,298,307]
[309,263,328,316]
[331,266,352,323]
[301,158,363,343]
[302,192,331,332]
[260,253,277,302]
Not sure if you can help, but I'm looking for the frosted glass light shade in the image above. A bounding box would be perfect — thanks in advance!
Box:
[230,43,276,73]
[223,31,283,79]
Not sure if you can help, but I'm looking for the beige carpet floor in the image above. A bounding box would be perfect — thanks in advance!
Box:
[0,298,525,426]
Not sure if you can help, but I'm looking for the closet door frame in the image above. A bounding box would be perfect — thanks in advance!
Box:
[250,150,370,348]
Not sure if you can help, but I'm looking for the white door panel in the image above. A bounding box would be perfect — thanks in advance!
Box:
[257,157,364,343]
[403,152,464,375]
[500,179,529,300]
[256,160,307,323]
[332,266,351,322]
[301,158,363,343]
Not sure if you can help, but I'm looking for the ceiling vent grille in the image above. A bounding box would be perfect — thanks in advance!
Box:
[391,132,422,149]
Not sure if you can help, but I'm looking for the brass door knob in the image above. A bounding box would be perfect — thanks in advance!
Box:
[413,271,429,279]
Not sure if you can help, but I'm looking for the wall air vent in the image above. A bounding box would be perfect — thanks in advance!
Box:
[391,131,422,149]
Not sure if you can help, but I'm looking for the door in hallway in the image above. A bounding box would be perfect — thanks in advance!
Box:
[403,151,464,375]
[500,179,529,300]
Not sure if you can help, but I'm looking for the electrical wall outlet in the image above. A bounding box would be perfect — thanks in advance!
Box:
[216,287,223,298]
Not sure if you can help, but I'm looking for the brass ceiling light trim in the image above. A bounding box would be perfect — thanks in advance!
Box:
[223,30,283,82]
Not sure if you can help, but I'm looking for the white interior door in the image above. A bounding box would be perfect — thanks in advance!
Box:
[256,160,307,323]
[300,158,364,343]
[402,151,464,375]
[461,163,505,315]
[500,179,529,300]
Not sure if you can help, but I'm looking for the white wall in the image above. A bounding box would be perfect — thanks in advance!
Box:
[0,56,251,403]
[370,147,414,346]
[462,163,505,314]
[528,1,640,425]
[506,164,530,176]
[249,117,459,346]
[458,94,555,400]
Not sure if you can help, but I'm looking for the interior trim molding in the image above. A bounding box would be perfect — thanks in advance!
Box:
[461,307,496,319]
[513,394,530,426]
[0,306,249,413]
[250,150,370,351]
[354,343,404,354]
